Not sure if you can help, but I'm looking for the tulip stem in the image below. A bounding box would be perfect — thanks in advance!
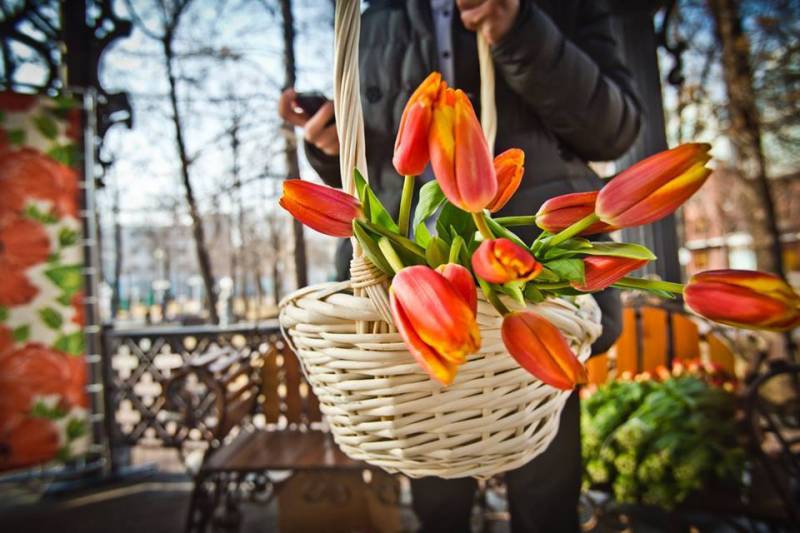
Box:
[398,175,415,237]
[614,277,685,293]
[478,278,510,316]
[495,215,536,227]
[546,213,600,249]
[378,237,406,274]
[472,212,495,241]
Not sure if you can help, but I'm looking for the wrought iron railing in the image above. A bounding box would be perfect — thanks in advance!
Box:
[101,322,282,455]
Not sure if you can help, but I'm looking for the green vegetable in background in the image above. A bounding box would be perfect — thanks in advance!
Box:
[581,363,743,510]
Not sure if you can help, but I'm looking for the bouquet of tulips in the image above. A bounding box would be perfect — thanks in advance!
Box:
[280,71,800,389]
[581,362,743,509]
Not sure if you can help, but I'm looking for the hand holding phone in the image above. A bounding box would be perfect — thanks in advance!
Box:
[278,88,339,156]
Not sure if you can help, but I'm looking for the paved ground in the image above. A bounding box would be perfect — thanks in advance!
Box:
[0,471,783,533]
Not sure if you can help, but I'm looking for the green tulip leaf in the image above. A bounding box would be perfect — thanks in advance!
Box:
[425,236,449,268]
[352,221,395,276]
[412,180,447,232]
[353,169,398,232]
[581,242,657,261]
[483,215,529,249]
[543,258,585,283]
[448,235,466,265]
[541,238,592,260]
[436,202,474,243]
[414,222,432,247]
[498,281,526,306]
[523,284,545,304]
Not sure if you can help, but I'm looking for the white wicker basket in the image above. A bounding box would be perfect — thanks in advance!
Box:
[277,1,603,479]
[280,281,601,479]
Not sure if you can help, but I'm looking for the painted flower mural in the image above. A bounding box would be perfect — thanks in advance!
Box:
[0,92,88,472]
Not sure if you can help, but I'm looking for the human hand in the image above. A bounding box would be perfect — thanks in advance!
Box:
[278,88,339,156]
[456,0,520,45]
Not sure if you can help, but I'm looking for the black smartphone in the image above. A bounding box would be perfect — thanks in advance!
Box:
[294,92,329,117]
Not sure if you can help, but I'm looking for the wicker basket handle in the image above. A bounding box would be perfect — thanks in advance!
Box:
[333,1,497,324]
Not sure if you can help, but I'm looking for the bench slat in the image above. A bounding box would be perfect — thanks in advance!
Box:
[641,306,668,372]
[262,347,281,424]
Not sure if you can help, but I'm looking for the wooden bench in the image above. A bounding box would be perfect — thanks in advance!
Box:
[164,337,374,532]
[586,300,738,384]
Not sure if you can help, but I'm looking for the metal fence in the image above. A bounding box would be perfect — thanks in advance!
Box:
[101,322,283,458]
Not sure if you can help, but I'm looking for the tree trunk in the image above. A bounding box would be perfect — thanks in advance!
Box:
[279,0,308,289]
[163,34,220,323]
[111,183,122,319]
[708,0,786,279]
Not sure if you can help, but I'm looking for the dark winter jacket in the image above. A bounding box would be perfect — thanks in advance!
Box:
[305,0,642,354]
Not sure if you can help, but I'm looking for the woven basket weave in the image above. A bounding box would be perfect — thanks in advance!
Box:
[280,281,601,479]
[277,1,603,479]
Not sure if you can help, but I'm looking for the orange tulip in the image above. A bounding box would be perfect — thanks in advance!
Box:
[279,179,361,237]
[684,269,800,331]
[471,238,542,284]
[487,148,524,212]
[535,191,617,235]
[596,143,712,228]
[429,87,497,212]
[502,310,586,390]
[572,256,649,292]
[393,72,444,176]
[436,263,477,316]
[390,265,481,385]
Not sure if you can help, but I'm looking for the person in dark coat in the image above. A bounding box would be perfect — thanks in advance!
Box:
[279,1,642,531]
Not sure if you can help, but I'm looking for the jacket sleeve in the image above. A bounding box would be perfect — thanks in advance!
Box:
[491,0,641,161]
[304,140,342,188]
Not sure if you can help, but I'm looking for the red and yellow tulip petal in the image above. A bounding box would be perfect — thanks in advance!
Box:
[279,179,360,237]
[393,72,443,176]
[572,256,649,292]
[390,291,458,385]
[502,311,586,390]
[601,162,711,228]
[596,143,711,226]
[684,269,800,331]
[535,191,617,235]
[691,269,797,300]
[487,148,524,212]
[436,263,478,316]
[391,266,480,364]
[429,88,497,213]
[472,239,542,284]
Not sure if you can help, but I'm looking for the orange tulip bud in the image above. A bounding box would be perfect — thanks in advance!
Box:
[390,265,481,385]
[684,269,800,331]
[596,143,712,228]
[487,148,524,212]
[502,310,587,390]
[279,179,361,237]
[436,263,477,316]
[393,72,444,176]
[571,256,649,292]
[471,238,542,284]
[429,87,497,212]
[535,191,617,235]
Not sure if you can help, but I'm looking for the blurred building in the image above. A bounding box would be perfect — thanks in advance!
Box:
[110,213,234,306]
[680,168,800,285]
